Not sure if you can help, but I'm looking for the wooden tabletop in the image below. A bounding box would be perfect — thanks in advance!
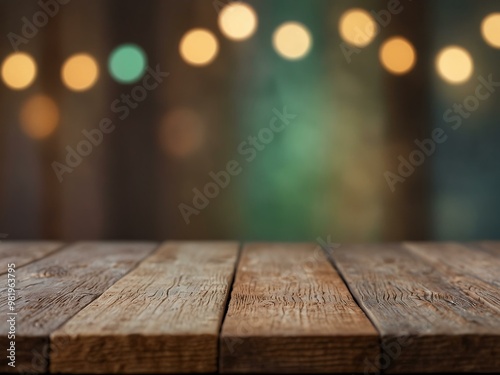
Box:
[0,241,499,374]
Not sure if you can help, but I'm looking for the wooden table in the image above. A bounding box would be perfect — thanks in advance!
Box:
[0,241,499,373]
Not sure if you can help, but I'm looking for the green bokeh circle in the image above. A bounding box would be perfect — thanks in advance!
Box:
[108,44,147,84]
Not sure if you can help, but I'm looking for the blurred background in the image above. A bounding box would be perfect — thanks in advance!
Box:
[0,0,499,242]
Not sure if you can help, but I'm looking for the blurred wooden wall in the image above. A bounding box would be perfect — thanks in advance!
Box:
[381,0,431,241]
[0,0,431,241]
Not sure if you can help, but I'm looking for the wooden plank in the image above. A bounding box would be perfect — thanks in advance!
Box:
[50,241,239,374]
[0,242,156,374]
[220,243,379,374]
[475,241,500,257]
[405,241,500,290]
[330,243,500,373]
[0,241,63,274]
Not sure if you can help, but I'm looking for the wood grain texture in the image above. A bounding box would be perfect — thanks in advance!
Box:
[475,241,500,257]
[405,241,500,290]
[220,243,379,374]
[50,242,239,374]
[330,243,500,373]
[0,242,156,374]
[0,241,63,274]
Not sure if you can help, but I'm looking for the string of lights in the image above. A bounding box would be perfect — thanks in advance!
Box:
[1,4,499,92]
[1,3,499,141]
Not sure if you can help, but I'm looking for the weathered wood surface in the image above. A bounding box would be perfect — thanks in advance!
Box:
[329,243,500,373]
[475,241,500,257]
[51,242,239,374]
[0,242,156,374]
[0,241,63,274]
[1,241,499,374]
[220,243,379,374]
[405,241,500,290]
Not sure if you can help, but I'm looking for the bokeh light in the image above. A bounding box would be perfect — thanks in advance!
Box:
[218,2,258,41]
[159,108,205,158]
[436,46,473,84]
[379,37,416,75]
[339,8,377,47]
[481,13,500,48]
[109,44,147,83]
[272,22,312,60]
[1,52,37,90]
[20,95,59,139]
[62,53,99,91]
[180,29,219,66]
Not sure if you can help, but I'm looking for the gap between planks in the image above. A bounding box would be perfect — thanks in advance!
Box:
[0,242,157,374]
[328,242,500,374]
[0,241,65,274]
[220,242,379,374]
[3,241,499,374]
[50,242,240,374]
